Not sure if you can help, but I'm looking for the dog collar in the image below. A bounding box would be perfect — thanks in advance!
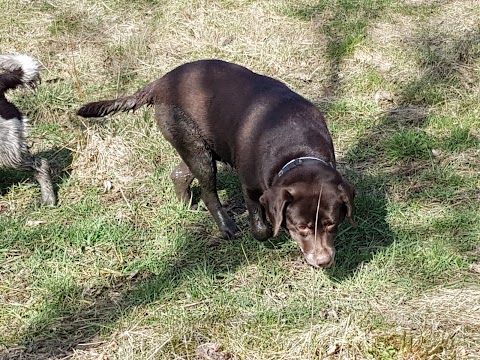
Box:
[276,156,334,178]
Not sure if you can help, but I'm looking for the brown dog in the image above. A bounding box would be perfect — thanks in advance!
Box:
[77,60,356,267]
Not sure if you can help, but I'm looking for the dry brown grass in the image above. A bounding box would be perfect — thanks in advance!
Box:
[1,0,479,359]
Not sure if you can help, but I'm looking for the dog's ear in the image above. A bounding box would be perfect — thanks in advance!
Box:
[338,180,356,228]
[260,187,292,237]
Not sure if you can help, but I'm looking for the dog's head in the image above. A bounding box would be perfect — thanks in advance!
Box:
[260,170,356,268]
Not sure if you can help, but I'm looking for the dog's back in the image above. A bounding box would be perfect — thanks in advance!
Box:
[77,60,332,167]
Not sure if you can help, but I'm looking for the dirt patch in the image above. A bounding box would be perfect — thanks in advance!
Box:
[71,128,149,189]
[196,343,235,360]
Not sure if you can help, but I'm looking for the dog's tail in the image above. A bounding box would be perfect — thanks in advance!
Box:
[0,54,41,93]
[76,81,157,118]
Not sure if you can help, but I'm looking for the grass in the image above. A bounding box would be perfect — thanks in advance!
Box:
[1,0,479,358]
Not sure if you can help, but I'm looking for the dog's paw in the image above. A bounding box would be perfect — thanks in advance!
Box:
[219,217,238,240]
[37,194,56,207]
[42,196,56,206]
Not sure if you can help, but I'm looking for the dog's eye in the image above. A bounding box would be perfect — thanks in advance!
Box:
[298,224,308,232]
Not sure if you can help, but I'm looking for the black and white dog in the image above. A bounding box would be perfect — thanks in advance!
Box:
[0,54,55,205]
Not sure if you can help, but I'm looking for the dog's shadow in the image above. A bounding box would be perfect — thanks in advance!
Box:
[0,147,73,203]
[325,169,395,280]
[322,105,432,280]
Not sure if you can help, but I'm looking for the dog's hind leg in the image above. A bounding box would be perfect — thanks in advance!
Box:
[13,151,56,206]
[171,160,194,204]
[157,106,237,239]
[175,144,237,239]
[32,157,56,206]
[186,153,237,239]
[2,155,55,206]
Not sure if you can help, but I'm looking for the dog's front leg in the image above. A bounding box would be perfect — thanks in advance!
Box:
[200,188,237,239]
[242,186,272,241]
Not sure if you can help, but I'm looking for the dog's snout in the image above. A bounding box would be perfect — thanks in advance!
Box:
[316,254,334,267]
[305,252,334,268]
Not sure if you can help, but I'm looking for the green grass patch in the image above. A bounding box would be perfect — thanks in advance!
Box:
[281,0,396,60]
[383,129,434,161]
[440,127,479,152]
[48,13,83,36]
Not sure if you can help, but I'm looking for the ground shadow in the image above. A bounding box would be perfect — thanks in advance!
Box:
[284,0,395,97]
[0,212,255,359]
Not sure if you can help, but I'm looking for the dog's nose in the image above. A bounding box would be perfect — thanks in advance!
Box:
[316,254,333,267]
[306,253,334,268]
